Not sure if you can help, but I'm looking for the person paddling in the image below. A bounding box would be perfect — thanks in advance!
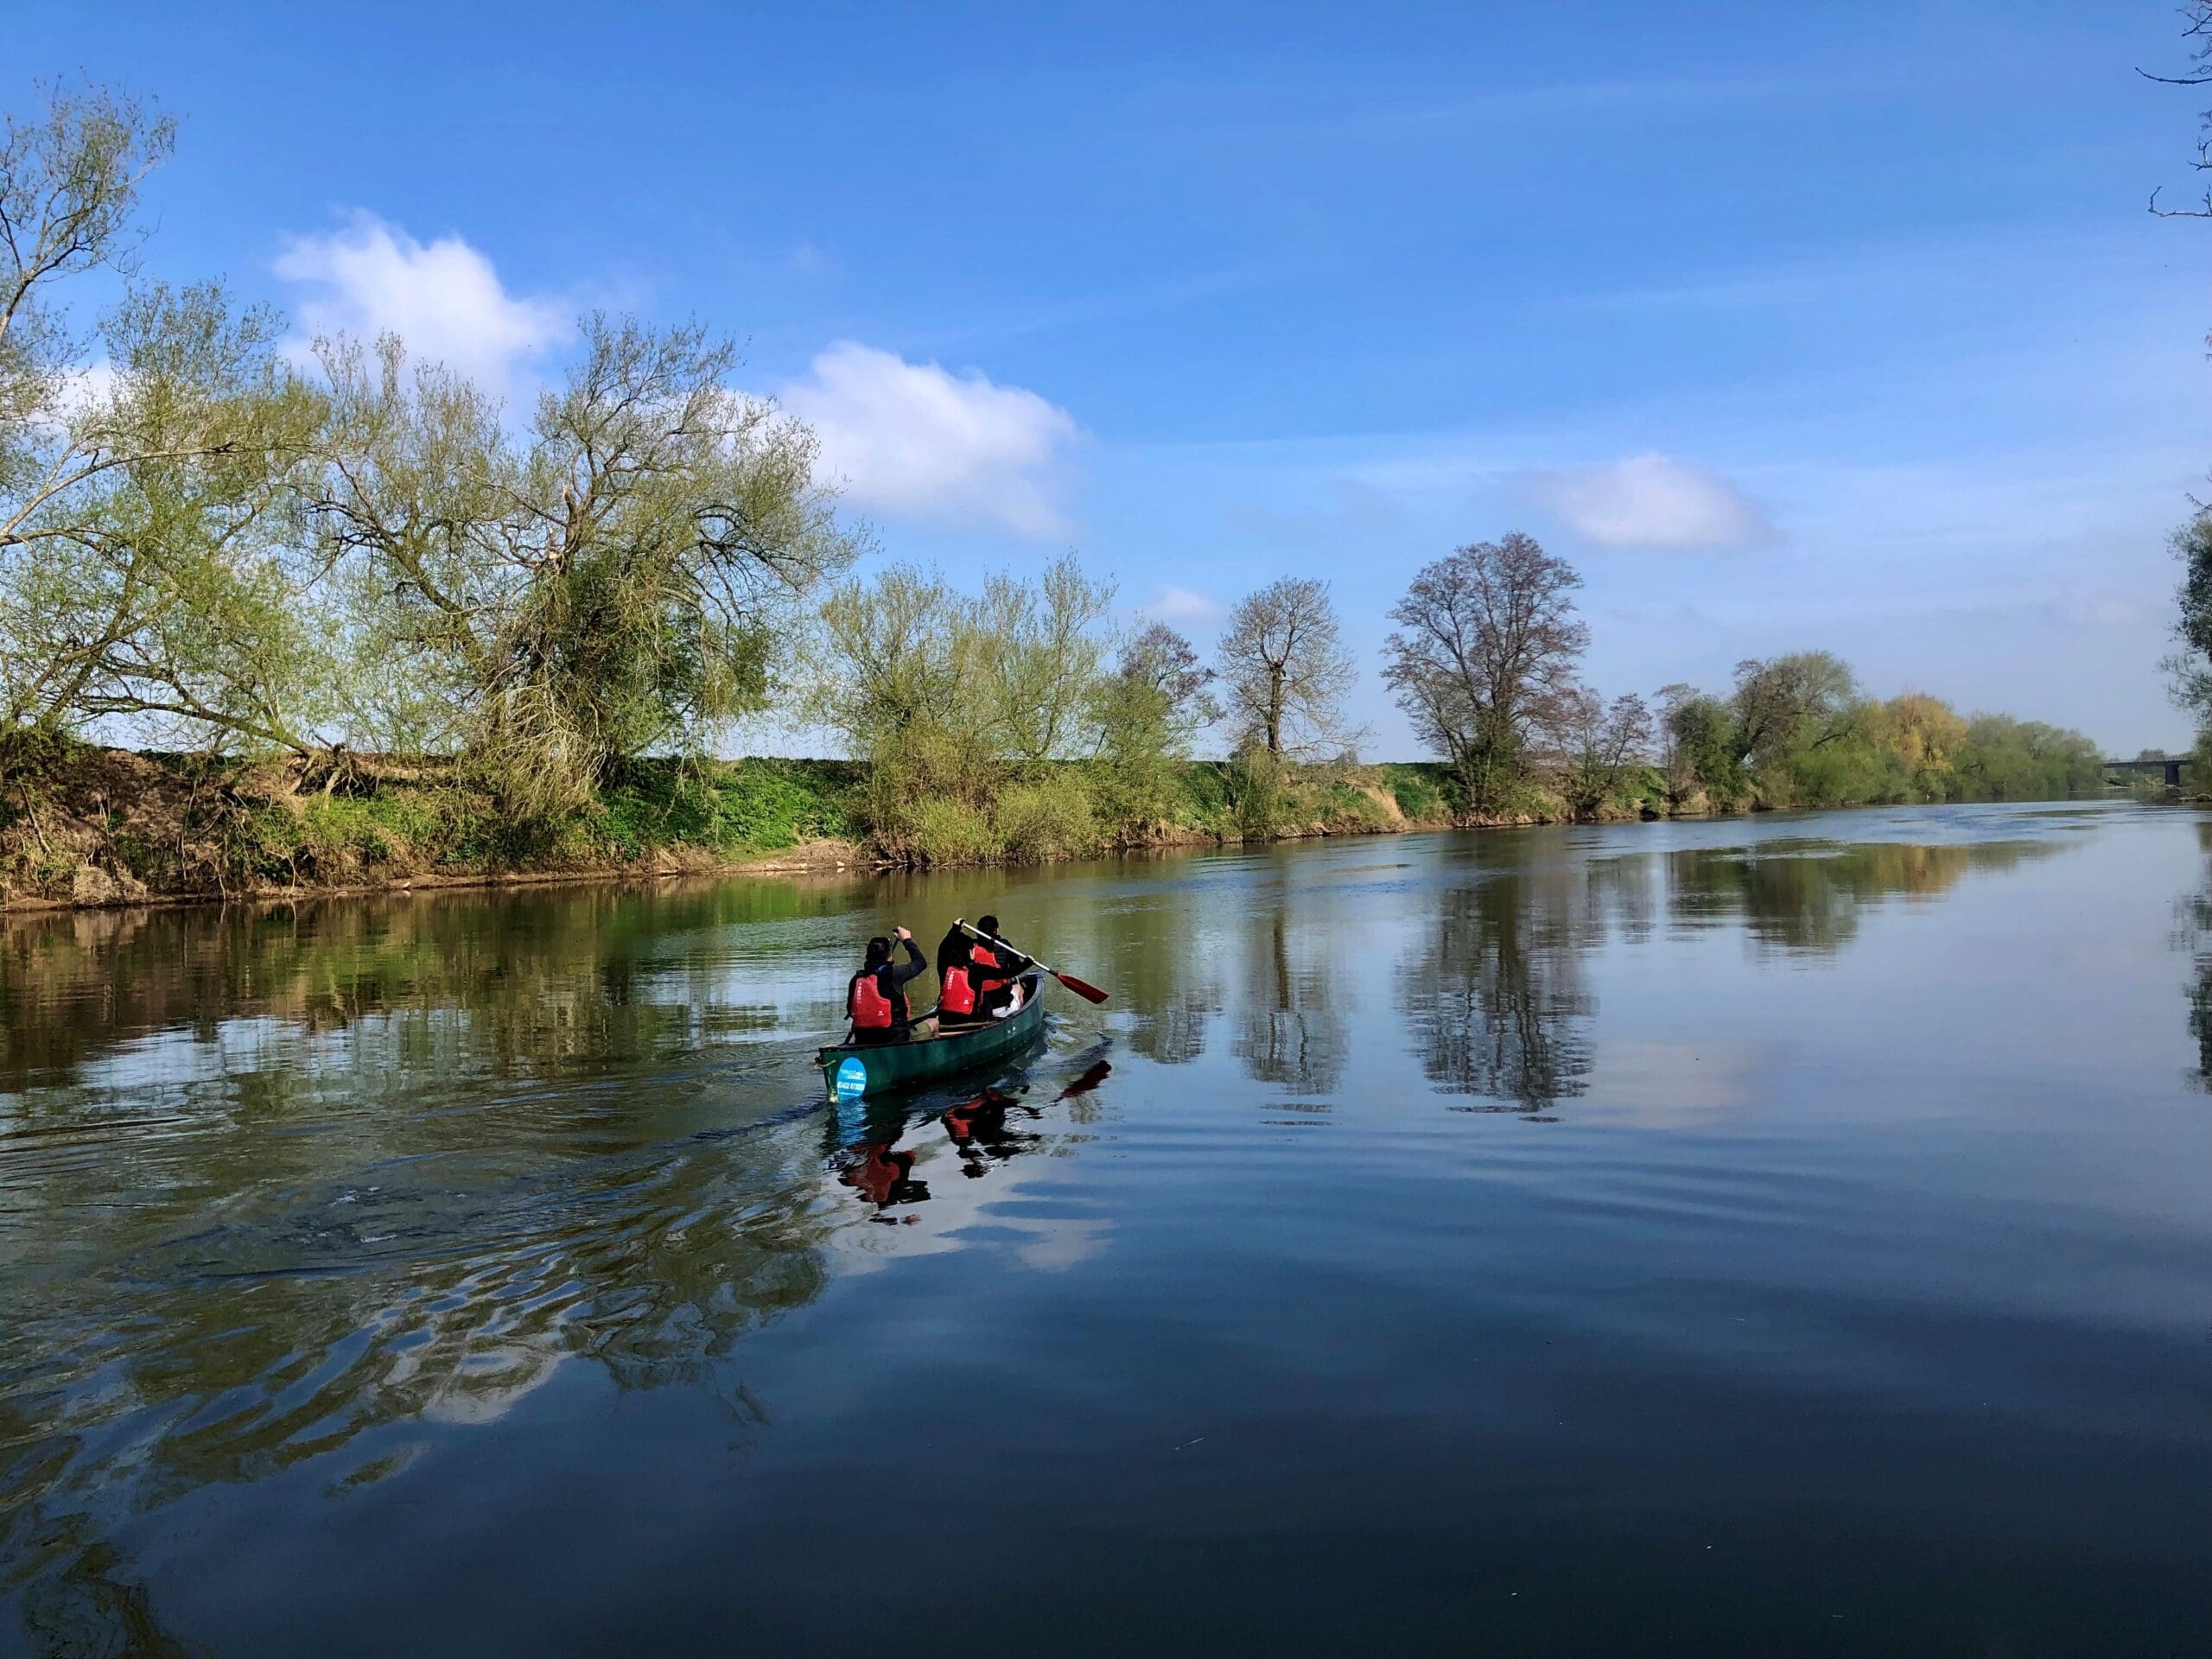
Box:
[967,913,1036,1019]
[936,914,1033,1023]
[848,927,930,1045]
[935,921,988,1028]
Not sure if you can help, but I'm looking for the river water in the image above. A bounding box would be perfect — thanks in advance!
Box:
[1,802,2206,1656]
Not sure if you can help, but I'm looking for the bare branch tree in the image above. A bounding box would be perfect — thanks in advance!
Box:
[1557,687,1654,816]
[2145,3,2212,216]
[1215,576,1355,757]
[1382,531,1588,811]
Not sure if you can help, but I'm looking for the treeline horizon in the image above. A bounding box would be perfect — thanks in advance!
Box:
[0,82,2111,885]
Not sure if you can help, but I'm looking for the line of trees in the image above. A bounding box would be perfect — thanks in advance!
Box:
[2,84,867,820]
[1,81,2108,875]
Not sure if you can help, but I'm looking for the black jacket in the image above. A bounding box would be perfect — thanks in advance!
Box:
[849,938,927,1030]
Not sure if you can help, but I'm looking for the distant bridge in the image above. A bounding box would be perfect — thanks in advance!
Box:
[2104,756,2186,788]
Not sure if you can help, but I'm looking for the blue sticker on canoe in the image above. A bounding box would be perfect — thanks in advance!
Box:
[834,1056,868,1100]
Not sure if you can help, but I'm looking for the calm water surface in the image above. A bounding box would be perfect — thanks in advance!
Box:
[2,803,2207,1656]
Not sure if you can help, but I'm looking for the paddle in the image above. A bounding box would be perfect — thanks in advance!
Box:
[957,918,1109,1005]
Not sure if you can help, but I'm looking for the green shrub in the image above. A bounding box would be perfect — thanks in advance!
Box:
[1386,766,1446,822]
[298,797,392,873]
[995,773,1101,862]
[1224,746,1286,840]
[706,759,852,849]
[909,797,1004,867]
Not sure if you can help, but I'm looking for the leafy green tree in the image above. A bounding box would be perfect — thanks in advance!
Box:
[2165,510,2212,759]
[313,318,862,814]
[1730,651,1859,775]
[809,558,1117,861]
[812,563,998,851]
[1656,683,1740,803]
[975,554,1112,766]
[1091,621,1218,833]
[1,83,325,756]
[1951,715,2102,799]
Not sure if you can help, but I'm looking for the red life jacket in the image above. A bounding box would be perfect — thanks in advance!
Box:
[940,963,976,1015]
[972,944,1008,997]
[849,969,894,1029]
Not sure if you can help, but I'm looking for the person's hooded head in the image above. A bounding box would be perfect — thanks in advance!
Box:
[863,936,892,969]
[977,914,1001,938]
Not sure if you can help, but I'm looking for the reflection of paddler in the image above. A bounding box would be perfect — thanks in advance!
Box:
[942,1088,1042,1174]
[838,1141,930,1212]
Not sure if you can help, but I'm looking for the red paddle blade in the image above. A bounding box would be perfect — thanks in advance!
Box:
[1052,970,1109,1005]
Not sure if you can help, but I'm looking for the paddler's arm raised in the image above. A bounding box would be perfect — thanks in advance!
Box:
[891,927,927,987]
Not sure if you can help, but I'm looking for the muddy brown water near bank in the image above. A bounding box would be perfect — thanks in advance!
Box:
[2,802,2207,1656]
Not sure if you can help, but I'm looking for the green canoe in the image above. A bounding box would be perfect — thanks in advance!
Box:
[817,970,1048,1100]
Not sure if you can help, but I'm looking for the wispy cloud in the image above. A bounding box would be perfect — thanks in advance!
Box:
[779,342,1083,538]
[910,260,1277,353]
[274,212,566,401]
[1532,453,1777,550]
[1141,584,1227,626]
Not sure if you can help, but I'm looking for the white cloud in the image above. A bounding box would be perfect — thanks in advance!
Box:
[34,359,117,430]
[778,341,1080,537]
[1141,584,1227,626]
[274,212,565,401]
[1534,451,1776,550]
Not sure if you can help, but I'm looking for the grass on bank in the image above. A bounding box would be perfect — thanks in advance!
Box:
[0,728,2144,909]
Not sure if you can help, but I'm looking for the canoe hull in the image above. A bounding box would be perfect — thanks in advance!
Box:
[817,971,1047,1099]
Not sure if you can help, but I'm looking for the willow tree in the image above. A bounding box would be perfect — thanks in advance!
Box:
[976,554,1113,766]
[810,556,1120,858]
[1729,651,1859,772]
[312,317,865,813]
[1,82,325,756]
[2166,511,2212,753]
[810,563,988,836]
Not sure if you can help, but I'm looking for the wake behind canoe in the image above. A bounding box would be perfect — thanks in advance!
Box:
[818,970,1047,1099]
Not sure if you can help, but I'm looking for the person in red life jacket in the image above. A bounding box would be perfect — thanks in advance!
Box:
[847,926,929,1045]
[934,921,991,1027]
[969,913,1035,1019]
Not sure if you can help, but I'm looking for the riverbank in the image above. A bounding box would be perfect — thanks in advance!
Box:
[1,742,1530,912]
[5,738,2139,913]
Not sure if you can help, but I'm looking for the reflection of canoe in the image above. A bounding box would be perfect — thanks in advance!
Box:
[817,971,1046,1100]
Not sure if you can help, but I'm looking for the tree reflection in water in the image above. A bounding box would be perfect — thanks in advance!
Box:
[0,824,2088,1647]
[2177,819,2212,1087]
[1231,911,1345,1102]
[1665,836,2047,956]
[1090,892,1220,1066]
[1398,861,1602,1112]
[0,878,1090,1648]
[1400,834,2062,1112]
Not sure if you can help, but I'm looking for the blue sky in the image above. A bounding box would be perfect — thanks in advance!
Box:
[17,0,2209,752]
